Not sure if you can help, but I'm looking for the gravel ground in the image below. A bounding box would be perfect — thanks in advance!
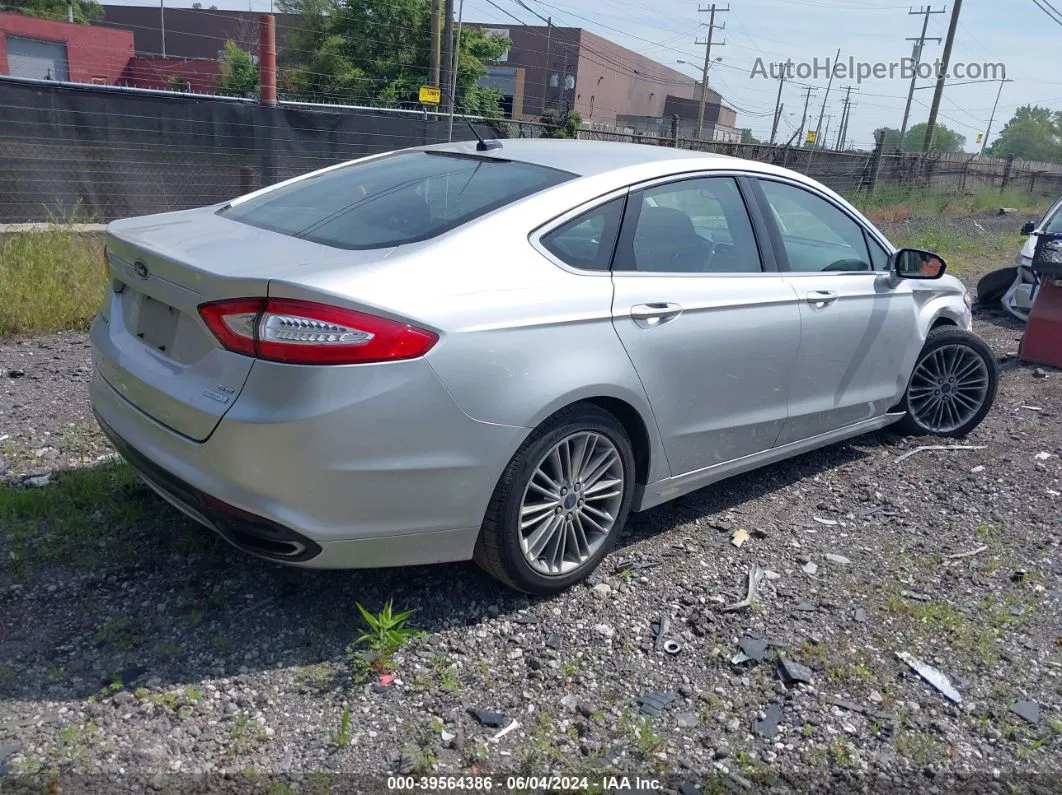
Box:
[1,213,1061,793]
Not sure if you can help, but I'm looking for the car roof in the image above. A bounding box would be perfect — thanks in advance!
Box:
[419,138,731,178]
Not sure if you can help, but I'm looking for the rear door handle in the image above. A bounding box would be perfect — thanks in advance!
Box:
[630,302,683,328]
[806,290,839,309]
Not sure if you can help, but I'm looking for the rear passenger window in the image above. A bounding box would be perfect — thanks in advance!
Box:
[540,197,625,271]
[612,176,763,273]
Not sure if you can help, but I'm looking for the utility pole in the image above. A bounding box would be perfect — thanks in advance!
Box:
[835,86,854,150]
[899,6,945,148]
[821,114,832,150]
[430,0,441,88]
[813,47,841,147]
[980,78,1013,157]
[922,0,963,153]
[160,0,166,58]
[769,74,785,145]
[441,0,454,117]
[695,4,727,142]
[797,86,816,147]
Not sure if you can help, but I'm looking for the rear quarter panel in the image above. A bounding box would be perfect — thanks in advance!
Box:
[266,172,674,486]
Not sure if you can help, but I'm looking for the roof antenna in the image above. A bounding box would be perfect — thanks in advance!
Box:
[466,120,502,152]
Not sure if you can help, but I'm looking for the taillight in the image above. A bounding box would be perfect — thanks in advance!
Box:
[197,298,438,365]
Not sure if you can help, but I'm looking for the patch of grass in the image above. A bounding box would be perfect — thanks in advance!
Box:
[562,660,579,678]
[49,720,100,763]
[894,728,948,765]
[1,463,157,580]
[334,709,352,747]
[228,711,268,755]
[0,226,105,336]
[153,642,183,663]
[93,616,138,650]
[890,224,1023,275]
[849,186,1049,222]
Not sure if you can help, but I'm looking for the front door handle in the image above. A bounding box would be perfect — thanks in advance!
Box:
[630,302,683,328]
[806,290,839,309]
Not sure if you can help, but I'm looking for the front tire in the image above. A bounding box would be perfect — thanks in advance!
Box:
[896,327,998,438]
[474,403,636,595]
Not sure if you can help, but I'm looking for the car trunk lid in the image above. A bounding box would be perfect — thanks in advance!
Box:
[97,208,395,441]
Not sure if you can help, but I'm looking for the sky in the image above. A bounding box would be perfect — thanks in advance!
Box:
[109,0,1062,151]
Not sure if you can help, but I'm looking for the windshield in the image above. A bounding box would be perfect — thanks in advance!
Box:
[220,151,573,249]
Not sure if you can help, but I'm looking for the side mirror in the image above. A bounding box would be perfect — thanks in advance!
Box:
[1021,222,1036,236]
[890,248,947,280]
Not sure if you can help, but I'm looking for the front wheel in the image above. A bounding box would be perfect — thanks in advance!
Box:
[896,327,998,438]
[474,404,636,595]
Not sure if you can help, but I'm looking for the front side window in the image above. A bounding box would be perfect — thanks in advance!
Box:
[759,180,872,273]
[613,176,763,274]
[221,151,573,249]
[540,197,625,271]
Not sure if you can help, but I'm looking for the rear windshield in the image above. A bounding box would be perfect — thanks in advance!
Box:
[220,151,573,249]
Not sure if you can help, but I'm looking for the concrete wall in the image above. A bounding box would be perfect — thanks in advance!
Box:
[0,12,133,84]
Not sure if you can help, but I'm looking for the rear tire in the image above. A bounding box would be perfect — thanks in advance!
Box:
[976,267,1017,306]
[474,403,636,595]
[896,327,998,438]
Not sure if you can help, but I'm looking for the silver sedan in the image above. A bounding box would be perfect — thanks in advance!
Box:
[91,139,998,593]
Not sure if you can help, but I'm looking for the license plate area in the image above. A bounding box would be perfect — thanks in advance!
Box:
[136,294,180,354]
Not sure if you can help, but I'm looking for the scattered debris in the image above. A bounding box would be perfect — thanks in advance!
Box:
[637,690,675,717]
[513,615,539,625]
[763,569,781,581]
[663,639,684,656]
[468,708,506,727]
[946,545,988,560]
[793,600,817,612]
[824,553,851,565]
[802,561,819,576]
[998,207,1018,215]
[592,582,612,599]
[894,445,987,464]
[440,729,456,746]
[970,465,985,474]
[1011,569,1029,583]
[721,564,764,612]
[1016,405,1044,412]
[614,560,660,575]
[6,369,25,379]
[732,636,769,665]
[22,474,51,488]
[825,695,897,730]
[896,651,962,704]
[713,762,755,791]
[675,712,699,728]
[753,704,783,738]
[372,674,395,694]
[858,506,885,519]
[559,694,577,711]
[1011,700,1040,725]
[0,434,8,443]
[653,616,671,652]
[592,624,615,640]
[778,658,813,685]
[853,608,867,623]
[901,590,932,602]
[731,528,750,548]
[1034,451,1056,461]
[545,632,563,650]
[1032,367,1048,379]
[489,719,520,742]
[812,516,838,527]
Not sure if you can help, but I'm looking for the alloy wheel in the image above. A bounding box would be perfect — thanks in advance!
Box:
[908,343,990,434]
[518,431,625,576]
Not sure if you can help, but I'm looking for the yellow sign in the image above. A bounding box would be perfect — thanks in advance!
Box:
[805,130,817,144]
[419,85,441,105]
[976,133,984,144]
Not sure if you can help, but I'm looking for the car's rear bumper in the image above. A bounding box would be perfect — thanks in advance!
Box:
[89,345,527,569]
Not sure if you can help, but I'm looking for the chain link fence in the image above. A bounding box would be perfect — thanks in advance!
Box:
[3,76,1061,224]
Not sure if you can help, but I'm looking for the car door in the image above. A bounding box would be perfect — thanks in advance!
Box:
[751,177,918,445]
[609,174,802,476]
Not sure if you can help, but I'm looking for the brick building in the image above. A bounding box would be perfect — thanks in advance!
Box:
[472,23,737,132]
[0,12,133,83]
